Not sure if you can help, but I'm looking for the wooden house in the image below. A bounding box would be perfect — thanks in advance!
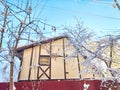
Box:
[16,36,100,81]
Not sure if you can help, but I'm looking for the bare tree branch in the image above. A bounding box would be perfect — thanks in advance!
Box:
[0,4,8,50]
[114,0,120,11]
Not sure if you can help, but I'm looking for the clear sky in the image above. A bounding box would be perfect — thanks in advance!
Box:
[2,0,120,37]
[38,0,120,37]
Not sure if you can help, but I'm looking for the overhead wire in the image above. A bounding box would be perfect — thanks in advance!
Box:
[2,0,59,36]
[33,0,48,21]
[2,0,120,36]
[44,5,120,21]
[92,0,114,4]
[88,1,113,6]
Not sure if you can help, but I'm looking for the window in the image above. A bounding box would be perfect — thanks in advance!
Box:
[40,56,50,65]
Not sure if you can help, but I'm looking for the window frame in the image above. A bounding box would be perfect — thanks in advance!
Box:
[39,55,50,66]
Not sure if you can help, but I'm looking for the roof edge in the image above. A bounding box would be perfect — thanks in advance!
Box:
[16,35,68,52]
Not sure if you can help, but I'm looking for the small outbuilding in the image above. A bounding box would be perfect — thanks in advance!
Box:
[16,35,100,81]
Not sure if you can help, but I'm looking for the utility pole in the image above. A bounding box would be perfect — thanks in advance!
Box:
[114,0,120,11]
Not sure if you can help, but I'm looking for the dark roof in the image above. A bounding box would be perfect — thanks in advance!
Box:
[16,35,68,53]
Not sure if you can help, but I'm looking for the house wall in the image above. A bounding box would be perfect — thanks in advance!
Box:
[51,57,64,79]
[102,45,120,69]
[19,48,32,80]
[18,37,100,81]
[30,46,39,80]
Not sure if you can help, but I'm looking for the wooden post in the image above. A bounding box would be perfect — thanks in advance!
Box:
[49,42,52,79]
[63,38,66,79]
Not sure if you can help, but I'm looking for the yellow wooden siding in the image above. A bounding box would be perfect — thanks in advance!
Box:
[66,57,79,79]
[51,38,65,79]
[102,45,120,69]
[19,38,98,80]
[30,46,39,80]
[110,45,120,69]
[19,37,108,81]
[51,57,64,79]
[19,48,32,80]
[41,43,50,55]
[51,39,63,56]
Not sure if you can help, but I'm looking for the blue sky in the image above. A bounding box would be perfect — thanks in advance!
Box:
[3,0,120,37]
[37,0,120,37]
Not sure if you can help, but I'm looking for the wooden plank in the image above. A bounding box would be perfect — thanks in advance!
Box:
[49,41,52,79]
[63,38,66,79]
[19,48,32,80]
[51,38,63,56]
[28,47,33,80]
[38,66,50,79]
[51,38,64,79]
[66,57,80,79]
[30,46,40,80]
[41,43,50,55]
[37,46,41,80]
[51,57,64,79]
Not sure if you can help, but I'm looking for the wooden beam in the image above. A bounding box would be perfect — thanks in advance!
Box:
[49,41,52,79]
[37,45,41,80]
[38,66,50,79]
[63,38,66,79]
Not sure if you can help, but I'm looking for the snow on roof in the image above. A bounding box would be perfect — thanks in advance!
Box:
[16,35,68,53]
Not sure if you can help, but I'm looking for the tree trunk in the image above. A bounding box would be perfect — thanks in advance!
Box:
[10,60,14,90]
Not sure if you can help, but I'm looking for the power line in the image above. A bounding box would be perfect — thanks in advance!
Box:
[36,0,48,18]
[88,1,113,6]
[92,0,114,4]
[45,5,120,21]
